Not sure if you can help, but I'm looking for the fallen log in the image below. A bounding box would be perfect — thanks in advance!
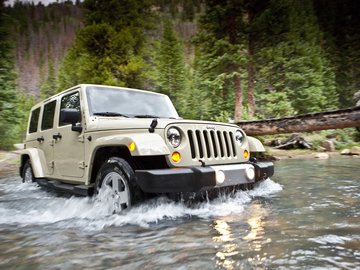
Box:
[237,106,360,136]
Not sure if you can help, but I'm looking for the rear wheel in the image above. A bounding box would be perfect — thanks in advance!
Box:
[95,157,142,213]
[22,160,35,183]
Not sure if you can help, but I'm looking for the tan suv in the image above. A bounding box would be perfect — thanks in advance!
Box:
[20,84,273,211]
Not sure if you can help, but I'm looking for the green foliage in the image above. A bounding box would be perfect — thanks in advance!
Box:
[41,58,58,98]
[0,0,19,149]
[2,0,360,150]
[194,1,248,121]
[214,111,231,123]
[255,0,338,116]
[315,0,360,107]
[155,18,188,116]
[256,91,295,118]
[58,0,154,90]
[15,91,37,141]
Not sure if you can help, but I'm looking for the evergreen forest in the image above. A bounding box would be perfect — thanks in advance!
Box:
[0,0,359,149]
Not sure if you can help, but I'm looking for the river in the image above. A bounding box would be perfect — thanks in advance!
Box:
[0,157,359,269]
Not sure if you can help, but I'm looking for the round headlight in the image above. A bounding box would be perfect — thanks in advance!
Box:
[235,130,244,144]
[167,127,181,148]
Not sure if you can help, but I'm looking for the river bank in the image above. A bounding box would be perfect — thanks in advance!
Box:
[0,151,19,178]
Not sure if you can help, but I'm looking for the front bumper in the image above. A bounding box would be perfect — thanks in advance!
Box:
[135,162,274,193]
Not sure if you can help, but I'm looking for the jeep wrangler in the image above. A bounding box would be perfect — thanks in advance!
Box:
[20,84,274,211]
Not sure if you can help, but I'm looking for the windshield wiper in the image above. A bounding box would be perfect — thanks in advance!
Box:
[93,112,129,117]
[134,114,160,118]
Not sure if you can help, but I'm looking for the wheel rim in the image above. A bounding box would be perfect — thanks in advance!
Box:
[24,166,33,183]
[101,171,131,212]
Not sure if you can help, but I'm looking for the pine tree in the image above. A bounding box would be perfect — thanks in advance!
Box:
[58,0,155,90]
[255,0,338,117]
[315,0,360,108]
[194,0,248,121]
[40,58,57,98]
[0,0,19,149]
[155,18,188,116]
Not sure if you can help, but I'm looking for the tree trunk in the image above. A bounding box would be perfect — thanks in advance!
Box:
[247,48,256,118]
[237,106,360,136]
[247,8,256,118]
[234,74,243,122]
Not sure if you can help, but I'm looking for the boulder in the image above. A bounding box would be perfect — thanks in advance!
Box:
[340,149,351,155]
[322,140,336,152]
[315,153,329,159]
[350,146,360,155]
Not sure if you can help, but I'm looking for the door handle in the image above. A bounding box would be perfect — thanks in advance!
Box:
[36,136,44,143]
[53,133,62,140]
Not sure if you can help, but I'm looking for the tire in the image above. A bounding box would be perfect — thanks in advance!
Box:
[95,157,143,213]
[22,160,35,183]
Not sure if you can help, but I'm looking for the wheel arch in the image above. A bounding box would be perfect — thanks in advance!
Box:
[19,148,46,178]
[89,145,133,184]
[247,136,265,152]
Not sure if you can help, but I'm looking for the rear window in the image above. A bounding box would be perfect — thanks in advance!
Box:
[28,107,40,133]
[41,100,56,130]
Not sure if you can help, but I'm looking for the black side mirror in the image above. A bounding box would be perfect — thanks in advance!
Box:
[60,108,82,132]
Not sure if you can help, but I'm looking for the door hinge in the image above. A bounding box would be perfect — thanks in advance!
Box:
[49,161,54,168]
[78,161,85,169]
[78,135,85,143]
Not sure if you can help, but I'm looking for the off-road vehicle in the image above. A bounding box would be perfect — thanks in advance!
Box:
[20,84,274,211]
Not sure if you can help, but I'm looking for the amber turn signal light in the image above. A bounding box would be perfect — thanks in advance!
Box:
[171,151,181,162]
[128,142,136,152]
[243,150,249,159]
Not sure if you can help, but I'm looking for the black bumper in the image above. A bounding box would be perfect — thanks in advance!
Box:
[135,162,274,193]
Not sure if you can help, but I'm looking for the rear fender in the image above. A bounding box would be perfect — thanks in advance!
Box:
[19,148,47,178]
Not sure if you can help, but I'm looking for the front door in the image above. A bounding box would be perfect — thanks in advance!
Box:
[53,91,85,179]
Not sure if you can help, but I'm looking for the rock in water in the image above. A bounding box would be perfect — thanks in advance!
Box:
[340,149,351,155]
[350,146,360,155]
[315,153,329,159]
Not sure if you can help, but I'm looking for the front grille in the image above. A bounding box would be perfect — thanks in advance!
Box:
[188,129,237,159]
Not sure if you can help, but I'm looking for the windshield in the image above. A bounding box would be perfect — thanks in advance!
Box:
[86,86,179,119]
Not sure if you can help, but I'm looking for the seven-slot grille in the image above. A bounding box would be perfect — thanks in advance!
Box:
[187,129,237,159]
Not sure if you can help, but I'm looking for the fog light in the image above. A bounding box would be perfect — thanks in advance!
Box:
[129,142,136,152]
[216,170,225,185]
[245,166,255,180]
[243,150,249,159]
[171,152,181,162]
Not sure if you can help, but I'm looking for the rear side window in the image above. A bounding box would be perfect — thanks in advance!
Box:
[59,92,80,126]
[41,100,56,130]
[28,107,40,133]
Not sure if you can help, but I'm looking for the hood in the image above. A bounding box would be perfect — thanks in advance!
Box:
[86,117,239,131]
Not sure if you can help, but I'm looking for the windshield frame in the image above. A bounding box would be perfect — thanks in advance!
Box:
[85,86,179,119]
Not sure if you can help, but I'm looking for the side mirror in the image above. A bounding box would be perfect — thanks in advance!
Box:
[60,108,82,132]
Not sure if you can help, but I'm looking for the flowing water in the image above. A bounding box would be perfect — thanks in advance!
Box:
[0,157,359,269]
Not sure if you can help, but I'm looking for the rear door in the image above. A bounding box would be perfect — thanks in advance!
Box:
[38,100,57,176]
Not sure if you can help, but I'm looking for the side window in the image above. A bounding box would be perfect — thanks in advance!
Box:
[41,100,56,130]
[59,92,80,126]
[29,107,40,133]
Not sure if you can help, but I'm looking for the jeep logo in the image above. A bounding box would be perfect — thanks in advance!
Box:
[206,125,216,130]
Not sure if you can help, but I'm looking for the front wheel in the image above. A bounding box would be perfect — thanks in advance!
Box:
[22,160,35,183]
[95,157,142,213]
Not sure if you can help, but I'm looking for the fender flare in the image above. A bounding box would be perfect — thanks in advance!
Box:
[92,133,170,156]
[247,136,265,152]
[19,148,47,178]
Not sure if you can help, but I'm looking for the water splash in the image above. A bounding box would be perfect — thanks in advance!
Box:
[0,178,282,230]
